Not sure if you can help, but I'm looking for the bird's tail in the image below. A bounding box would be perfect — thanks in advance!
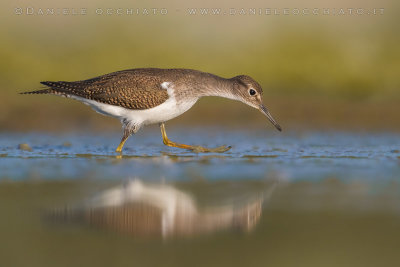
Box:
[20,81,60,95]
[20,88,52,95]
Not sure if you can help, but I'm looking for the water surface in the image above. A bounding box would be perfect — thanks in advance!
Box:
[1,129,399,267]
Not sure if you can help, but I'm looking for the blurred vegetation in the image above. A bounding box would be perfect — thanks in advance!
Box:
[1,0,399,132]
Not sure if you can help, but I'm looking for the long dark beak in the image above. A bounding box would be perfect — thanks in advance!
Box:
[259,105,282,131]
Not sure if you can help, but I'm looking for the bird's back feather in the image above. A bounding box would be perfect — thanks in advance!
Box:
[22,69,171,110]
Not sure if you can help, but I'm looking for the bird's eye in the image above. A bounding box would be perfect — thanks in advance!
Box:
[249,89,256,96]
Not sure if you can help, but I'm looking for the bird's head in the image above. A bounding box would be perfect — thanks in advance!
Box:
[231,75,282,131]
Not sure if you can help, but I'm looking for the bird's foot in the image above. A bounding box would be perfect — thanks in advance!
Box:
[189,145,232,153]
[159,122,231,153]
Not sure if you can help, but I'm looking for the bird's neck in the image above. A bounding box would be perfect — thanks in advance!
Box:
[193,75,236,100]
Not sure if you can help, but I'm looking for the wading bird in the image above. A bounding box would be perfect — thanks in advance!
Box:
[22,68,281,153]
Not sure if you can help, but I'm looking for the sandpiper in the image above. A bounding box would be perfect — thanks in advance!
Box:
[22,68,282,153]
[48,180,267,238]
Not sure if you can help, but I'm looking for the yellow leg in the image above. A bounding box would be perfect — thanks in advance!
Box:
[160,123,231,153]
[115,133,130,153]
[115,139,127,153]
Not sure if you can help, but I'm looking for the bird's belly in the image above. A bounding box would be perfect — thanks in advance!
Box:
[71,95,197,126]
[129,97,198,125]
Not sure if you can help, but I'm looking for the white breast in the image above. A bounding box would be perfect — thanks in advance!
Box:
[70,81,198,127]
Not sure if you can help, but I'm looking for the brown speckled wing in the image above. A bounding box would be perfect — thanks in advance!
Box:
[40,70,169,110]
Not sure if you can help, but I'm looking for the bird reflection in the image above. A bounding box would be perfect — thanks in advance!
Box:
[50,180,275,238]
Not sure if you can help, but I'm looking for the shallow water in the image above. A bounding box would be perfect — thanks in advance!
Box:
[1,129,400,267]
[1,129,399,181]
